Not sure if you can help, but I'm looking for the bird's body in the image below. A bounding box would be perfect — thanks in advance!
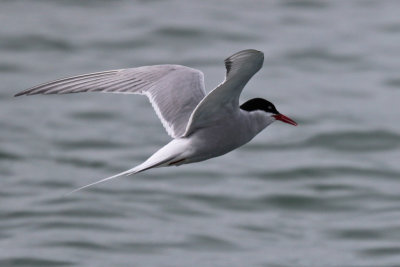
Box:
[149,108,273,167]
[15,49,297,193]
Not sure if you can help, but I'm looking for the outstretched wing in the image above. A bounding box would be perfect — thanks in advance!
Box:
[184,49,264,136]
[15,65,206,138]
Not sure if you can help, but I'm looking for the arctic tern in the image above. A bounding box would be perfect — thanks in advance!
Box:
[15,49,297,193]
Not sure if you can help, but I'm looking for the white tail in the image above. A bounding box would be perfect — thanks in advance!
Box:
[66,139,189,195]
[66,167,139,195]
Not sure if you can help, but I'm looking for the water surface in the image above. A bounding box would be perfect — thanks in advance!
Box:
[1,0,400,266]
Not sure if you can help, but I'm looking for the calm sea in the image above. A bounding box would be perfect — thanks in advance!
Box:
[1,0,400,266]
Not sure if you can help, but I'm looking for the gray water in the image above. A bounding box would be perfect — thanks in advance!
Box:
[1,0,400,266]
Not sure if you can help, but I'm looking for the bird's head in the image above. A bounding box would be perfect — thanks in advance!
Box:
[240,98,297,126]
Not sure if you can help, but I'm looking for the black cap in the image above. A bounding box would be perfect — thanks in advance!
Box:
[240,98,279,114]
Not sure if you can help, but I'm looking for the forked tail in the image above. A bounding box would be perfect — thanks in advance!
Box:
[66,167,138,195]
[66,156,176,195]
[66,139,189,195]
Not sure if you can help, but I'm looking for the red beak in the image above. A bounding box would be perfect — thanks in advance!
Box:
[273,114,298,126]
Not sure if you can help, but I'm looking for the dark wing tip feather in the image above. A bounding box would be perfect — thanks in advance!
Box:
[224,59,233,74]
[14,70,121,97]
[14,89,37,97]
[224,49,264,77]
[14,88,45,97]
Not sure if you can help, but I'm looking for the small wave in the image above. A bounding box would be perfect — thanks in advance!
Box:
[0,149,22,161]
[235,224,273,233]
[34,221,120,232]
[121,234,239,253]
[0,63,23,73]
[154,27,205,38]
[384,78,400,89]
[32,180,72,189]
[69,110,118,121]
[359,246,400,257]
[1,34,75,52]
[260,194,353,211]
[53,207,125,218]
[90,38,151,50]
[285,47,362,64]
[53,139,127,150]
[304,130,400,152]
[180,191,349,212]
[161,203,212,217]
[379,23,400,33]
[0,258,73,267]
[328,227,384,241]
[153,26,258,43]
[253,166,399,180]
[55,157,107,169]
[181,193,259,212]
[44,240,110,251]
[181,234,239,251]
[280,0,329,9]
[246,130,400,152]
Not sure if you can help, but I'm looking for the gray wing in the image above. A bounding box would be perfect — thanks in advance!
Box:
[184,49,264,136]
[15,65,206,138]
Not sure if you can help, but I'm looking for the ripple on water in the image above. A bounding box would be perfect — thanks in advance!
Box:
[285,47,362,64]
[33,221,121,232]
[260,194,355,212]
[253,166,400,180]
[159,201,214,218]
[359,246,400,258]
[52,139,127,150]
[3,206,124,220]
[0,258,73,267]
[379,23,400,33]
[303,130,400,152]
[69,110,119,121]
[328,225,400,241]
[119,234,239,254]
[86,38,152,50]
[384,78,400,89]
[181,192,352,212]
[154,26,206,38]
[0,63,23,73]
[180,234,240,252]
[280,0,329,9]
[0,149,22,161]
[329,228,385,241]
[54,156,108,169]
[44,240,110,251]
[153,26,258,43]
[1,34,75,52]
[245,130,400,152]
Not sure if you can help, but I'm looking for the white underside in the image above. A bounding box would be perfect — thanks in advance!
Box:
[67,109,274,194]
[57,50,268,193]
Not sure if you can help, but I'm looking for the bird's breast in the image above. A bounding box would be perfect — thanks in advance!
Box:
[184,115,253,163]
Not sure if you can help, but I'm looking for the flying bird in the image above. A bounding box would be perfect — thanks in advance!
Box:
[15,49,297,193]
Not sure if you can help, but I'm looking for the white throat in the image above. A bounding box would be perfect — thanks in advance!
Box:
[245,110,275,136]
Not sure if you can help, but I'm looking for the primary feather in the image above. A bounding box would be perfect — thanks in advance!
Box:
[15,65,206,138]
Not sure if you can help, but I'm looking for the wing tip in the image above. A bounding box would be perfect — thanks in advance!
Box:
[225,49,264,62]
[224,49,264,77]
[14,69,122,98]
[14,90,40,97]
[14,91,29,97]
